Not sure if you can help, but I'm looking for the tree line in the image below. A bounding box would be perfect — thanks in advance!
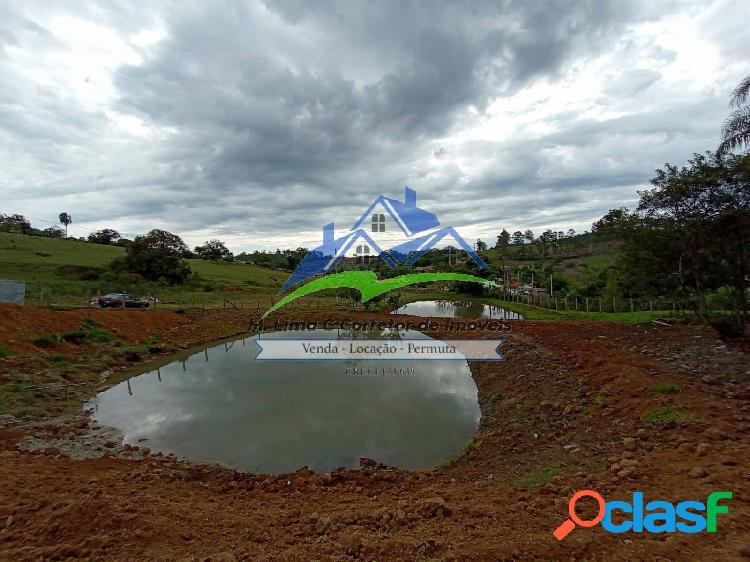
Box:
[492,227,580,258]
[594,151,748,328]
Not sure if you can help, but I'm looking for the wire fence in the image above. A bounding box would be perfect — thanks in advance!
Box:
[497,289,686,315]
[24,285,377,312]
[16,282,722,317]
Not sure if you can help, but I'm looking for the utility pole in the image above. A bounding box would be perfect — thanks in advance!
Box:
[550,274,553,297]
[447,246,456,266]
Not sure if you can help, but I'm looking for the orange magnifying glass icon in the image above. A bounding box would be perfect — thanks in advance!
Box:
[553,490,606,541]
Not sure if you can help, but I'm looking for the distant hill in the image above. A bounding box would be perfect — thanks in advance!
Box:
[478,233,622,295]
[0,232,287,305]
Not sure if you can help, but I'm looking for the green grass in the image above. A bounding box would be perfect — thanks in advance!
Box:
[31,335,56,347]
[0,232,288,305]
[187,258,285,287]
[0,382,34,410]
[437,436,479,469]
[644,405,698,425]
[518,462,562,487]
[485,298,669,322]
[0,231,122,273]
[0,346,10,358]
[555,433,575,445]
[648,383,682,394]
[594,389,612,406]
[61,327,113,343]
[392,290,670,323]
[30,319,117,348]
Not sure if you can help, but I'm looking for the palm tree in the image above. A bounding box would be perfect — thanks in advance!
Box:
[718,74,750,154]
[58,212,72,237]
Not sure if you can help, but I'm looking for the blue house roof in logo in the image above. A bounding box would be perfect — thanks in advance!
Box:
[279,186,487,293]
[351,187,439,236]
[387,226,485,267]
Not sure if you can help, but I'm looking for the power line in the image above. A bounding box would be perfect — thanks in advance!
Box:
[2,212,227,239]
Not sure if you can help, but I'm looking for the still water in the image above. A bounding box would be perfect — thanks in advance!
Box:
[393,300,523,319]
[85,329,480,474]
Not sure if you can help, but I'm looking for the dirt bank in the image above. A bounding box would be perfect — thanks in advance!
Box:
[0,304,190,355]
[0,307,748,561]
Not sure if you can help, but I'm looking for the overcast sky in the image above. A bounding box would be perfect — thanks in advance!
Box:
[1,1,748,251]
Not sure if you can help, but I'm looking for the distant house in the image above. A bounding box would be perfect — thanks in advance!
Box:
[509,282,535,295]
[279,186,488,293]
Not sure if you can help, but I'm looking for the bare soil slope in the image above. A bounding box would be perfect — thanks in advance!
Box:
[0,307,748,561]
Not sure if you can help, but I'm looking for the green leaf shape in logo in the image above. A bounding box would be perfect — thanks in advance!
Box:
[263,271,497,318]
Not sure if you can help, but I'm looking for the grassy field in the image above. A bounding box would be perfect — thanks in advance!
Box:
[0,232,287,306]
[1,232,670,321]
[484,298,670,322]
[481,239,621,293]
[393,290,672,323]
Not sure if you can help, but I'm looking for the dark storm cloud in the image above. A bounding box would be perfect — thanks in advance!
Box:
[110,1,631,209]
[2,1,749,249]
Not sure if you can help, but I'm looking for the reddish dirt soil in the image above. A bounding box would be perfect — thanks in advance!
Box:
[0,304,190,354]
[0,307,749,561]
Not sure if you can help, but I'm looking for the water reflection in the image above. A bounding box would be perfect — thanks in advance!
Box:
[85,329,480,474]
[393,300,523,319]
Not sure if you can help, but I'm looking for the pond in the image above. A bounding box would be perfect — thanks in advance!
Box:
[84,329,480,474]
[392,300,523,320]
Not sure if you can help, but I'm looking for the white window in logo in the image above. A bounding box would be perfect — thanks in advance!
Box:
[372,213,385,232]
[355,244,371,264]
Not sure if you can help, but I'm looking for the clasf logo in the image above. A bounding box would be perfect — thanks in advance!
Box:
[553,490,732,540]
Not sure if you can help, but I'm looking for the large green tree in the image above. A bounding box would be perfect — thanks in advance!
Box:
[496,229,510,256]
[194,239,232,260]
[0,214,32,234]
[113,229,191,285]
[602,152,749,325]
[88,228,121,245]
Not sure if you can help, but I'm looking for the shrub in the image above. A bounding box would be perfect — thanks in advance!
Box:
[61,319,114,343]
[519,462,561,487]
[362,295,383,311]
[648,383,681,394]
[32,335,56,347]
[386,293,403,309]
[709,316,745,338]
[0,346,10,358]
[644,405,697,425]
